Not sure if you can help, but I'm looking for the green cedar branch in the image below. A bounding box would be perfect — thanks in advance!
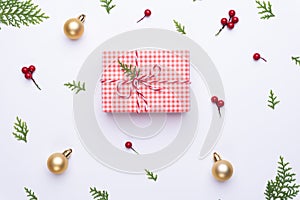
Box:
[12,116,29,143]
[173,19,186,35]
[145,169,158,181]
[265,156,300,200]
[24,187,38,200]
[64,80,86,94]
[291,56,300,66]
[256,0,275,19]
[100,0,116,14]
[90,187,109,200]
[118,60,140,80]
[0,0,49,29]
[267,89,280,110]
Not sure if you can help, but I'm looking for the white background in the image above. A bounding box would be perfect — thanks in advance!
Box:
[1,0,300,199]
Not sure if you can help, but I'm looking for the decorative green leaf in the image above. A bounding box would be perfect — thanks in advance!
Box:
[0,0,49,29]
[118,60,140,80]
[64,80,86,94]
[90,187,109,200]
[291,56,300,66]
[100,0,116,14]
[264,156,300,200]
[256,0,275,19]
[24,187,38,200]
[173,19,186,35]
[12,116,29,143]
[145,169,158,181]
[267,89,280,110]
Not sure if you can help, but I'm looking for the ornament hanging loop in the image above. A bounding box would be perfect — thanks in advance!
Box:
[63,148,72,158]
[213,152,221,162]
[78,14,86,23]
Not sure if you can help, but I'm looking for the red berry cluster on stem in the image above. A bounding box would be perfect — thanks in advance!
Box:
[211,96,224,117]
[21,65,41,90]
[215,10,239,36]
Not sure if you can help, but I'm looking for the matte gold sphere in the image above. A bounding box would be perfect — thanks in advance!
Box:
[47,149,72,174]
[211,152,233,181]
[63,14,85,40]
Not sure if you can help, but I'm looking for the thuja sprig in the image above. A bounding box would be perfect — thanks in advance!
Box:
[64,80,86,94]
[256,0,275,19]
[291,56,300,66]
[265,156,300,200]
[12,116,29,143]
[145,169,158,181]
[24,187,38,200]
[100,0,116,14]
[118,60,140,80]
[267,89,280,110]
[0,0,49,29]
[90,187,109,200]
[173,20,186,35]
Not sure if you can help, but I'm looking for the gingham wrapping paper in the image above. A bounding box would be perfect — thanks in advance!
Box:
[101,50,190,112]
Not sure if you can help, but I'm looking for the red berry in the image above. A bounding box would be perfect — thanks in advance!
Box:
[253,53,267,62]
[137,9,151,23]
[25,73,32,79]
[229,10,236,17]
[227,22,234,29]
[144,9,151,17]
[21,67,29,74]
[217,100,224,107]
[253,53,261,60]
[28,65,36,73]
[220,18,227,25]
[231,16,239,24]
[211,96,218,103]
[125,141,132,149]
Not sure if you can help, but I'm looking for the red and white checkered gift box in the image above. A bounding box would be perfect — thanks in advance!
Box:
[101,50,190,113]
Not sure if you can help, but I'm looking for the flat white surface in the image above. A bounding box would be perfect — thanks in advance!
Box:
[1,0,300,199]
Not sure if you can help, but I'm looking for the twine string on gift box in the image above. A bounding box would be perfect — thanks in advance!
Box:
[116,64,163,113]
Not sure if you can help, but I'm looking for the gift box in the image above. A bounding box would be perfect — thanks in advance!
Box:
[101,50,190,113]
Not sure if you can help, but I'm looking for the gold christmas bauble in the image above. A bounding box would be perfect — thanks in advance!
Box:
[47,149,72,174]
[211,152,233,181]
[63,14,85,40]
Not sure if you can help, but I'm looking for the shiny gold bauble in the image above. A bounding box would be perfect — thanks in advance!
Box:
[47,149,72,174]
[63,14,85,40]
[211,152,233,181]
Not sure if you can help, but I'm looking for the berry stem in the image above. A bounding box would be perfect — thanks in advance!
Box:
[131,147,139,155]
[261,57,267,62]
[217,106,221,117]
[215,25,226,36]
[137,16,145,23]
[31,78,41,90]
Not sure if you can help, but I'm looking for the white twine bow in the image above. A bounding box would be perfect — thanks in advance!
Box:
[115,64,163,113]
